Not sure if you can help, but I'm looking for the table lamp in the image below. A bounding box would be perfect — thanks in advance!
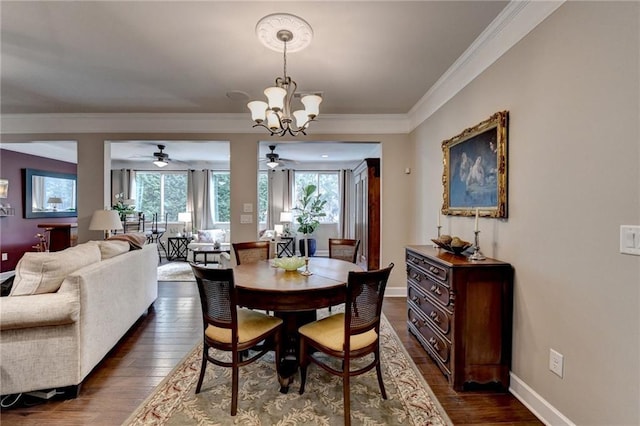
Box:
[178,212,192,235]
[89,210,123,239]
[47,196,63,211]
[279,211,292,236]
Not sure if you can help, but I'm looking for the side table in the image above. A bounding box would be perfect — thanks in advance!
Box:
[167,237,191,261]
[276,237,296,257]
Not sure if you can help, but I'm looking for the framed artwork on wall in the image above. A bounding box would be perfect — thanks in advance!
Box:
[441,110,508,218]
[0,179,7,198]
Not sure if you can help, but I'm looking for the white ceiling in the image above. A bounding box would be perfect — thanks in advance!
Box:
[0,0,509,165]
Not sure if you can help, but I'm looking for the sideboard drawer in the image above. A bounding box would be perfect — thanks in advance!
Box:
[408,307,451,378]
[408,264,453,309]
[407,251,449,283]
[408,285,451,335]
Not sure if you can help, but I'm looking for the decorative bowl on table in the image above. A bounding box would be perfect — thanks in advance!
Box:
[273,256,306,271]
[431,236,472,255]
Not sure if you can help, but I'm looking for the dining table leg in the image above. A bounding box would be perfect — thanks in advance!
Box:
[274,310,317,393]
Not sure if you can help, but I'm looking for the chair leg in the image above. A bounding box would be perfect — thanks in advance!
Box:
[298,337,308,395]
[343,365,351,426]
[375,352,387,399]
[231,353,240,416]
[195,344,208,394]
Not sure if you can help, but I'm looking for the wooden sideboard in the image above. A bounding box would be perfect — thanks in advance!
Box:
[405,245,513,391]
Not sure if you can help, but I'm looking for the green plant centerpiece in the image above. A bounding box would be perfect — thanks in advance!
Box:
[293,184,326,256]
[112,193,136,221]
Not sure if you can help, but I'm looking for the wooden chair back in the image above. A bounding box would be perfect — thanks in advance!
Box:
[232,241,270,265]
[329,238,360,264]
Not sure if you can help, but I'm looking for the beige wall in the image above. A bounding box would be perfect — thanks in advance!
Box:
[410,2,639,424]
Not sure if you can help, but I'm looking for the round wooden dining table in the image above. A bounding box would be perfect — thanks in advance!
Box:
[233,257,362,391]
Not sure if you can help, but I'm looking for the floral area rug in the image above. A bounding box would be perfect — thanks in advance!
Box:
[123,309,452,426]
[157,262,196,281]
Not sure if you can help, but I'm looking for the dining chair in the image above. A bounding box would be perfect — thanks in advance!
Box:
[328,238,361,264]
[298,263,395,426]
[232,241,270,265]
[190,264,283,416]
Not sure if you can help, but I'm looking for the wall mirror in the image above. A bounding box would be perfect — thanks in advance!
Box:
[24,168,77,218]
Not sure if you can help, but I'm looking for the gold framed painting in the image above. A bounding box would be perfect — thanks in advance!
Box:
[441,110,508,218]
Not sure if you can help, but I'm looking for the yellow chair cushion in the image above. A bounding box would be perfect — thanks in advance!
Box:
[205,309,282,344]
[298,313,378,352]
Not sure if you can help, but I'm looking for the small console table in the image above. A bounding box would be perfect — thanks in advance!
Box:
[276,237,296,257]
[37,223,78,252]
[167,237,191,261]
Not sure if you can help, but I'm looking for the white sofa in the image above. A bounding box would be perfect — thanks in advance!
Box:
[0,240,158,397]
[186,229,231,263]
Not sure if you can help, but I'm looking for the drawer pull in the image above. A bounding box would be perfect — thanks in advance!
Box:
[428,337,440,351]
[429,266,437,273]
[429,311,441,324]
[411,318,418,325]
[411,295,419,303]
[430,284,442,295]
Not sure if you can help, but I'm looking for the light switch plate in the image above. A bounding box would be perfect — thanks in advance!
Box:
[240,214,253,224]
[620,225,640,255]
[243,203,253,213]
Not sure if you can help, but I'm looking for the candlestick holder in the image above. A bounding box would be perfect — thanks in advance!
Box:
[467,230,486,261]
[436,225,442,238]
[300,258,313,276]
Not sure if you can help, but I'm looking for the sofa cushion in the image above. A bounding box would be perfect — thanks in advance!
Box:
[10,242,102,296]
[197,229,225,243]
[97,240,130,259]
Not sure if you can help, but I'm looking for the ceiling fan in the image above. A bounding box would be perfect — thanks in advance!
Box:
[261,145,295,169]
[152,144,170,168]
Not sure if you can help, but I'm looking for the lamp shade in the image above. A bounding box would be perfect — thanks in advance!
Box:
[47,197,63,204]
[301,94,322,117]
[264,86,286,111]
[247,100,268,122]
[89,210,123,231]
[280,211,292,223]
[177,212,192,223]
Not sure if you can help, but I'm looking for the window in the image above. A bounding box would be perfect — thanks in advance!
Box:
[211,172,230,223]
[258,171,269,224]
[294,172,340,223]
[135,171,187,221]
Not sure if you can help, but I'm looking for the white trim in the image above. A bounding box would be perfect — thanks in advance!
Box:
[408,0,565,130]
[385,286,407,298]
[509,372,576,426]
[0,113,409,135]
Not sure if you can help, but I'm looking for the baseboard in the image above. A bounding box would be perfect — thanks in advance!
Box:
[509,372,576,426]
[385,286,407,298]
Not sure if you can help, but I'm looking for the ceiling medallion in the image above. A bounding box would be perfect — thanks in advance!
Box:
[248,13,322,137]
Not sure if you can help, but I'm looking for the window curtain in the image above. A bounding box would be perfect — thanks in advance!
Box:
[110,169,136,207]
[267,169,293,230]
[339,169,355,238]
[188,169,214,231]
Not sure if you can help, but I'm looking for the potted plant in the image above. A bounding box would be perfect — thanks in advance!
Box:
[293,184,326,256]
[112,193,136,221]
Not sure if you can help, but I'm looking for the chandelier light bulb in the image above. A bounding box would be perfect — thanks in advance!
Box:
[264,86,286,111]
[247,100,268,122]
[301,94,322,118]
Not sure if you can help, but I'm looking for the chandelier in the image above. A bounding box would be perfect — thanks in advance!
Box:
[247,14,322,137]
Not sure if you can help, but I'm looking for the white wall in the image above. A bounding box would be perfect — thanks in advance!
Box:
[410,2,639,424]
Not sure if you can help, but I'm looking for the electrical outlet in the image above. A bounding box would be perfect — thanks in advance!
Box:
[1,253,7,261]
[549,348,564,378]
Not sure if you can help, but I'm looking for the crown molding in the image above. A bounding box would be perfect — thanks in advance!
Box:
[0,113,409,135]
[0,1,564,136]
[407,0,565,131]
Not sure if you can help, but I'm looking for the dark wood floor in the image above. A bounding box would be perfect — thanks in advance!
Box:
[1,279,541,425]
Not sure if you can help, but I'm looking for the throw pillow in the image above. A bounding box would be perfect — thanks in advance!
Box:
[10,242,102,296]
[107,233,147,250]
[97,240,130,259]
[197,229,225,243]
